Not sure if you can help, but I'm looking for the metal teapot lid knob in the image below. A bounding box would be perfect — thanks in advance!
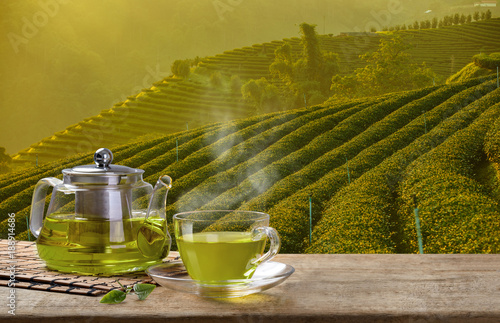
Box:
[94,148,113,169]
[62,147,142,182]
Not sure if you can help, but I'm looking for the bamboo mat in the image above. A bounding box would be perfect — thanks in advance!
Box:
[0,239,178,296]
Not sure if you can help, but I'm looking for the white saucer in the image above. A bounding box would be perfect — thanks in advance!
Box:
[146,260,294,298]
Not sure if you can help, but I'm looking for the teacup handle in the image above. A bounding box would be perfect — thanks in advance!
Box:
[251,226,280,265]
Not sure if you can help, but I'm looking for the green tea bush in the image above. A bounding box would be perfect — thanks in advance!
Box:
[484,115,500,164]
[281,80,498,253]
[473,52,500,70]
[0,205,31,240]
[4,74,500,247]
[169,100,367,214]
[398,88,500,253]
[139,112,286,184]
[118,124,222,175]
[270,84,472,252]
[239,88,436,216]
[309,82,499,254]
[446,63,494,84]
[203,98,387,213]
[145,110,308,189]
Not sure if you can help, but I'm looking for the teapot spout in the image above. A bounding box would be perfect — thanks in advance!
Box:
[146,175,172,219]
[137,175,172,259]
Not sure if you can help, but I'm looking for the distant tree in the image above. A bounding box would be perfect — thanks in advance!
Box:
[283,23,338,94]
[230,75,242,93]
[453,13,460,25]
[486,9,492,19]
[0,147,11,174]
[319,51,340,93]
[241,79,260,103]
[413,21,419,29]
[241,78,282,113]
[389,26,394,31]
[473,11,480,21]
[330,74,358,99]
[261,44,268,55]
[192,56,202,67]
[171,59,190,78]
[286,51,339,103]
[307,90,327,106]
[432,17,438,28]
[269,23,340,108]
[450,14,456,25]
[210,71,223,88]
[419,20,426,29]
[460,14,466,24]
[370,27,377,32]
[329,83,348,100]
[438,19,443,28]
[443,15,450,26]
[331,36,435,98]
[394,25,400,31]
[449,14,455,25]
[401,24,407,30]
[299,23,322,81]
[467,14,472,24]
[481,11,486,20]
[269,42,294,85]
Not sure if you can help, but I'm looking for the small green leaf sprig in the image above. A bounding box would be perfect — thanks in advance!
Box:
[100,281,156,304]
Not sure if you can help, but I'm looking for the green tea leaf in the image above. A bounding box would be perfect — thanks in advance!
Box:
[100,290,127,304]
[133,283,156,301]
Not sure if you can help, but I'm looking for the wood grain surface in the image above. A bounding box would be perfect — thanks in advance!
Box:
[1,253,499,322]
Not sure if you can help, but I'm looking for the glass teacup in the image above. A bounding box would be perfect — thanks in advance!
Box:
[173,210,280,284]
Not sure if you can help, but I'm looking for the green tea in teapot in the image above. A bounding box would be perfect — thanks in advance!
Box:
[37,213,167,275]
[30,148,173,275]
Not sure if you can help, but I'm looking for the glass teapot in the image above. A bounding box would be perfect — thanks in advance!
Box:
[30,148,172,275]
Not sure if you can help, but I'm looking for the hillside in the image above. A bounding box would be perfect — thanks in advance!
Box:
[8,0,464,156]
[2,74,500,254]
[10,18,500,168]
[447,51,500,83]
[446,62,495,83]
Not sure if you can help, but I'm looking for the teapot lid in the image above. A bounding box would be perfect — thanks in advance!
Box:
[62,148,144,185]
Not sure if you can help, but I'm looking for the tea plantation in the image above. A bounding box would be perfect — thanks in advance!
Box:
[1,73,499,254]
[11,18,500,167]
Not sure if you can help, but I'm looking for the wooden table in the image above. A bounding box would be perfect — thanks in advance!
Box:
[1,254,499,322]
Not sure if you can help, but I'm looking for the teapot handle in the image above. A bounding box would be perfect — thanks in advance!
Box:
[30,177,63,238]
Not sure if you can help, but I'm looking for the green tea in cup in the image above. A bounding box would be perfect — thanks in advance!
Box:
[173,210,280,283]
